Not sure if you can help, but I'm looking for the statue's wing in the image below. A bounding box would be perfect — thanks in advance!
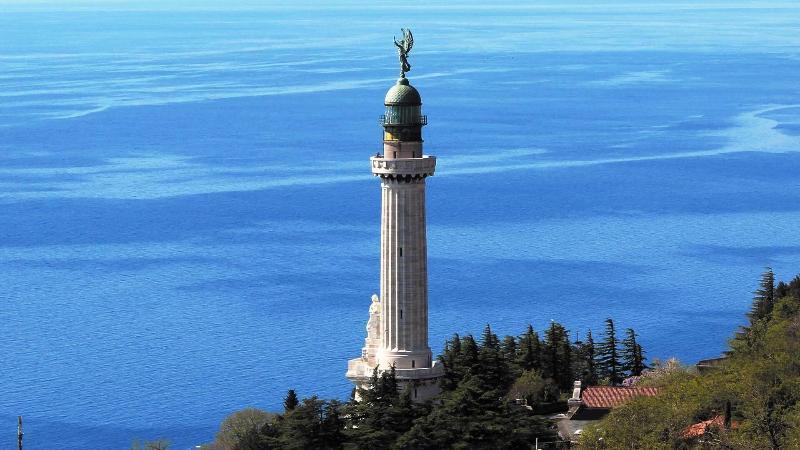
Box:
[405,29,414,53]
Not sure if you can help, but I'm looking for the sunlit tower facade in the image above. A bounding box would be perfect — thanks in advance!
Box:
[346,30,443,402]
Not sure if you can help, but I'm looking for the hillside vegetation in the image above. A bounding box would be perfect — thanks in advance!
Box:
[204,317,645,449]
[578,269,800,449]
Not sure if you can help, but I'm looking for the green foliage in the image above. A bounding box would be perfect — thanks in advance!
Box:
[269,397,344,450]
[475,324,514,394]
[283,389,299,413]
[500,335,518,369]
[438,333,463,391]
[214,320,644,449]
[621,328,646,377]
[516,324,541,373]
[579,270,800,450]
[131,439,170,450]
[507,369,547,405]
[342,366,425,449]
[749,267,776,325]
[395,374,554,449]
[775,274,800,301]
[541,321,573,391]
[597,318,621,385]
[214,407,276,450]
[578,330,598,386]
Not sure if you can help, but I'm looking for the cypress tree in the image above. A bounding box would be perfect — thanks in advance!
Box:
[459,334,480,372]
[277,396,334,449]
[749,267,776,324]
[480,324,500,350]
[477,324,512,392]
[621,328,645,377]
[440,334,462,370]
[543,321,560,381]
[584,330,598,385]
[500,335,517,363]
[517,324,540,371]
[776,281,789,301]
[357,366,382,405]
[558,327,573,390]
[440,334,463,391]
[789,275,800,300]
[284,389,299,413]
[635,344,645,374]
[320,400,344,448]
[598,318,621,385]
[542,321,572,389]
[378,365,399,403]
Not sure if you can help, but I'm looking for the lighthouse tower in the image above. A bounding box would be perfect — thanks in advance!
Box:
[346,29,443,402]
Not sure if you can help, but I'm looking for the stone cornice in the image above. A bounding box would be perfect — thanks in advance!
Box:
[370,156,436,178]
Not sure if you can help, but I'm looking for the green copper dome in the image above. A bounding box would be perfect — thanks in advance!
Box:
[384,77,421,106]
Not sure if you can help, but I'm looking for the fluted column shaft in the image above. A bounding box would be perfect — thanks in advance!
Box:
[379,177,429,355]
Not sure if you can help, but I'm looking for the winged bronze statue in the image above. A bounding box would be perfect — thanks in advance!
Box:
[394,28,414,77]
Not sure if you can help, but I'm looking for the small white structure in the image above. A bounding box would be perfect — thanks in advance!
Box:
[346,71,443,402]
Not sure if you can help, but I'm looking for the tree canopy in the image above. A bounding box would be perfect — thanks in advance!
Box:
[578,269,800,450]
[210,316,645,449]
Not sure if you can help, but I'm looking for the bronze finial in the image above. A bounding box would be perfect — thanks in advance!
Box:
[393,28,414,78]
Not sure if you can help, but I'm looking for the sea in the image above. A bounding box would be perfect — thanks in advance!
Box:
[2,1,800,448]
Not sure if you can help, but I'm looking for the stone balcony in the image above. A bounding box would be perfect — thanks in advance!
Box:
[370,156,436,178]
[347,358,444,382]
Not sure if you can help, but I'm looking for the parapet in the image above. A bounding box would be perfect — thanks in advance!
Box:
[370,156,436,178]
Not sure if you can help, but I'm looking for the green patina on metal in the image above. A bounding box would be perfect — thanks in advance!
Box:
[393,28,413,78]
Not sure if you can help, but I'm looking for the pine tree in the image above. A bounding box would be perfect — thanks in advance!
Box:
[788,275,800,300]
[439,334,463,391]
[283,389,299,413]
[543,321,561,381]
[749,267,776,324]
[500,335,517,363]
[635,344,645,373]
[345,366,404,448]
[517,324,541,371]
[378,365,399,402]
[440,334,462,370]
[320,400,344,448]
[476,324,512,392]
[440,334,480,391]
[278,397,342,449]
[598,318,621,385]
[621,328,645,377]
[542,321,573,390]
[584,330,598,385]
[459,334,480,372]
[480,324,500,351]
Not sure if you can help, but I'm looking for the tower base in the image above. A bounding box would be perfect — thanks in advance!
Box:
[346,358,444,402]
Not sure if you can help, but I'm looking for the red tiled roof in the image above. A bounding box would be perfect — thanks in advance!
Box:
[682,416,740,439]
[581,386,659,408]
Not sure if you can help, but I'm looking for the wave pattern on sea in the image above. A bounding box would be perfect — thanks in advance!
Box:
[0,105,797,201]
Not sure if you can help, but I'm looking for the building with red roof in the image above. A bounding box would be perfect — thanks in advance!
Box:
[681,414,739,446]
[557,381,660,443]
[581,386,660,409]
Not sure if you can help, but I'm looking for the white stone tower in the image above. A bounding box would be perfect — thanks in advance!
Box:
[346,29,443,402]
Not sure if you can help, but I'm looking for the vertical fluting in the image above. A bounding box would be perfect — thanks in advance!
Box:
[379,176,431,369]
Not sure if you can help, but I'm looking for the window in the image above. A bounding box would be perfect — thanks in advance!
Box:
[400,309,403,319]
[399,247,403,257]
[414,388,418,398]
[412,360,415,368]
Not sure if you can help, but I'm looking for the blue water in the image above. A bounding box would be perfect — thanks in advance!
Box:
[2,1,800,448]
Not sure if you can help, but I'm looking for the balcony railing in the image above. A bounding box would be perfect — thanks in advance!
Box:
[378,114,427,126]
